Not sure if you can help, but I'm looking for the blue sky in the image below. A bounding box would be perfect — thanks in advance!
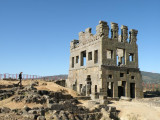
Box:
[0,0,160,76]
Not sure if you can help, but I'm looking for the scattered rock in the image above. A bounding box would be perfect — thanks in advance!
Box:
[37,116,46,120]
[120,96,132,101]
[0,80,119,120]
[42,83,47,86]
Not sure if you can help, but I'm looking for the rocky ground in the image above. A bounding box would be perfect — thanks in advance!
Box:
[1,79,160,120]
[0,80,118,120]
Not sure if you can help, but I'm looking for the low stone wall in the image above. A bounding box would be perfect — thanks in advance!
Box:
[54,79,66,87]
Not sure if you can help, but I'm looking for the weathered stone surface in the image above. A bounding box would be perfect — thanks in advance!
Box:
[67,20,143,99]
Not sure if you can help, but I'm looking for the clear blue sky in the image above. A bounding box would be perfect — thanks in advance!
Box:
[0,0,160,76]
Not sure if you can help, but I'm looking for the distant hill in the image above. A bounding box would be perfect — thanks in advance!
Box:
[141,71,160,83]
[43,74,68,80]
[45,71,160,84]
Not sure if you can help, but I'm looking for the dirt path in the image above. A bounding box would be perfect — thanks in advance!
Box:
[108,99,160,120]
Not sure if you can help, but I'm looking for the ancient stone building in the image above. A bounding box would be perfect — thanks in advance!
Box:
[67,21,143,99]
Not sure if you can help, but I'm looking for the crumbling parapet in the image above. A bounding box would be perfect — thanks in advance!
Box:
[70,39,79,49]
[70,21,139,50]
[96,21,109,37]
[129,29,138,43]
[111,22,119,39]
[121,25,128,42]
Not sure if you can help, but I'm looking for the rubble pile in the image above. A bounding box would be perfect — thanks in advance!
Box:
[0,81,119,120]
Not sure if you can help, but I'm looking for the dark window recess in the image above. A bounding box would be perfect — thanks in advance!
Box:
[76,56,79,63]
[94,50,98,63]
[87,75,91,78]
[107,82,114,97]
[79,84,82,92]
[88,52,92,60]
[127,70,129,74]
[72,57,74,68]
[122,57,125,64]
[108,75,112,79]
[131,76,135,79]
[95,85,97,93]
[120,73,124,77]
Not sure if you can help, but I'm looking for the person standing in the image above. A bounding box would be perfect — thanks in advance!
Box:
[18,72,23,86]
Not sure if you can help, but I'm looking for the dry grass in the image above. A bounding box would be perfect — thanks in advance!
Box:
[36,80,78,97]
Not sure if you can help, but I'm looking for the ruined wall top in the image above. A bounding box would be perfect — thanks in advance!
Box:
[70,21,138,49]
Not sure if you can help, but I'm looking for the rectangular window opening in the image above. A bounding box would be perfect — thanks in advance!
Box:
[129,53,134,62]
[81,51,86,66]
[120,73,124,77]
[108,74,112,79]
[88,52,92,61]
[72,57,74,68]
[122,57,125,64]
[94,50,98,63]
[131,76,135,79]
[116,55,119,66]
[76,56,79,63]
[117,48,125,66]
[107,50,113,59]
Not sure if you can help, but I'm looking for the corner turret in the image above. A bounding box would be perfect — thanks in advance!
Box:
[111,22,119,39]
[129,29,138,43]
[96,21,109,37]
[121,25,128,42]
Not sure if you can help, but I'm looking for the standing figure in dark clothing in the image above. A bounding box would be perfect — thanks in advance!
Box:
[18,72,23,86]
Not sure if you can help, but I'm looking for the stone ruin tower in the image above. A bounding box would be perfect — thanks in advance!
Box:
[67,21,143,99]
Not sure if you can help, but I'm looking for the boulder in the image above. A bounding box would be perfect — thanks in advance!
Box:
[1,107,11,113]
[108,106,116,112]
[37,116,46,120]
[23,114,38,120]
[28,110,37,114]
[100,108,111,120]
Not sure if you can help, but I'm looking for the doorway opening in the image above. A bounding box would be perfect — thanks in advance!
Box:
[118,81,126,98]
[130,83,135,98]
[107,82,114,97]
